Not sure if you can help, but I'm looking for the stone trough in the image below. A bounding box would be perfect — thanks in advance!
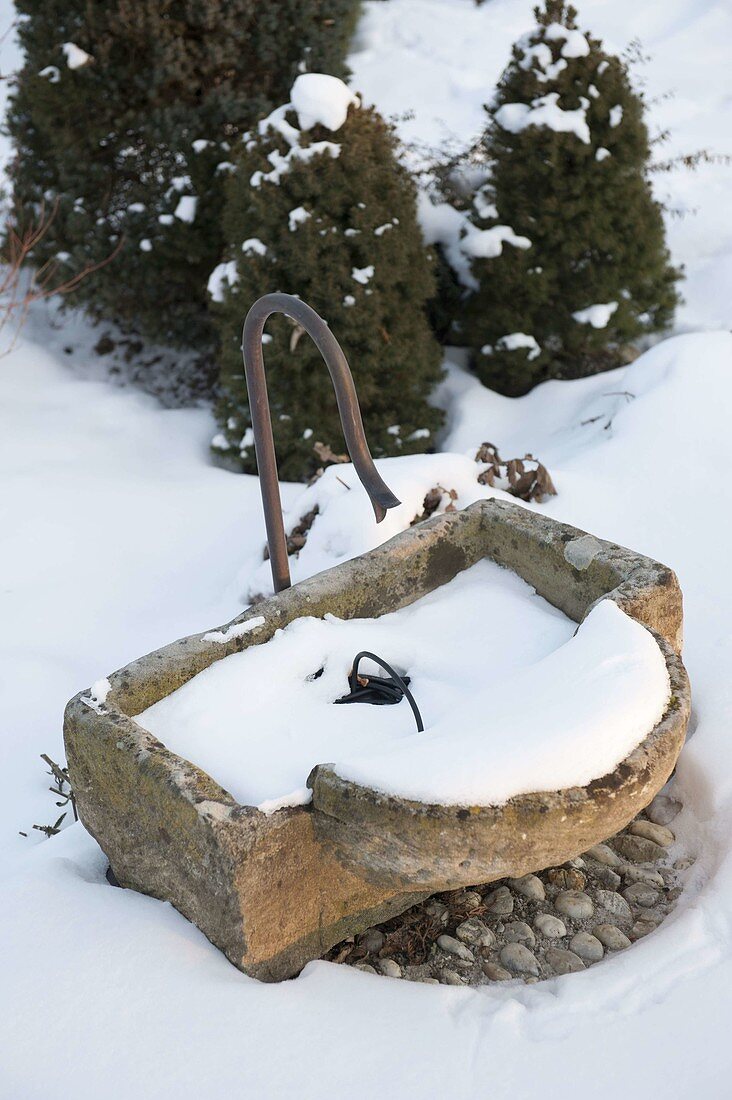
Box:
[64,498,690,982]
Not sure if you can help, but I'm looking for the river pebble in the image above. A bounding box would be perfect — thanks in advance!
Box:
[483,885,514,918]
[503,921,536,947]
[646,794,682,826]
[594,923,631,950]
[623,882,660,908]
[437,935,475,962]
[570,931,604,962]
[555,890,594,920]
[507,874,546,902]
[534,913,567,939]
[629,820,675,847]
[499,943,540,976]
[546,948,585,975]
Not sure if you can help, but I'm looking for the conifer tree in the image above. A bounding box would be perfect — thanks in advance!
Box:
[457,0,680,395]
[210,75,444,481]
[7,1,361,396]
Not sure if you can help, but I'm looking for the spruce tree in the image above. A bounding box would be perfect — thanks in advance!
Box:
[457,0,680,396]
[7,1,361,397]
[210,74,444,481]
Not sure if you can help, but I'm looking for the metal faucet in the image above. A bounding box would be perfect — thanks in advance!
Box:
[241,293,401,593]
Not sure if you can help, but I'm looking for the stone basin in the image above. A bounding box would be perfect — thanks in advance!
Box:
[64,498,690,981]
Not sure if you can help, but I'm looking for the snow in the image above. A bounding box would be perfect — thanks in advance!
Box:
[173,195,197,223]
[334,600,670,805]
[38,64,59,82]
[3,0,732,1093]
[489,332,542,360]
[495,92,591,144]
[418,194,530,289]
[572,301,619,328]
[202,616,266,644]
[136,560,575,809]
[290,73,360,132]
[3,311,732,1095]
[241,237,267,256]
[544,22,590,59]
[61,41,92,69]
[596,146,611,161]
[609,104,624,127]
[207,260,239,302]
[288,205,311,231]
[351,264,374,284]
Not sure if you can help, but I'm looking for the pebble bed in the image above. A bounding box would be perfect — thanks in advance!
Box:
[324,792,690,985]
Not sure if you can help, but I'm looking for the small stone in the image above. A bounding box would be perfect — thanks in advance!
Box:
[483,885,514,918]
[623,882,660,908]
[666,886,683,902]
[555,890,594,920]
[420,977,441,985]
[623,865,665,887]
[630,914,662,940]
[440,969,465,985]
[534,913,567,939]
[437,934,475,963]
[548,867,587,891]
[507,874,546,902]
[646,794,682,826]
[629,820,675,847]
[584,843,622,868]
[594,924,632,951]
[569,931,604,962]
[613,835,666,864]
[376,958,402,978]
[462,890,483,910]
[595,889,633,925]
[359,929,385,954]
[482,961,512,981]
[593,866,622,889]
[456,918,495,949]
[353,962,377,974]
[546,947,585,975]
[499,943,540,976]
[503,921,536,947]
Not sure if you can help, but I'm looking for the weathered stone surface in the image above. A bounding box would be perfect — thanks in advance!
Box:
[310,500,689,891]
[483,885,514,918]
[64,498,689,982]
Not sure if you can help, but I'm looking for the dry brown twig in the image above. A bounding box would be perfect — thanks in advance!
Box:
[1,200,122,357]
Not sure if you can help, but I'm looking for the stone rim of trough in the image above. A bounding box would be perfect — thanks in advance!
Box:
[63,498,690,978]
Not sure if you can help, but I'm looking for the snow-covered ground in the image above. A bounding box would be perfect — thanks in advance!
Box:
[2,1,732,1097]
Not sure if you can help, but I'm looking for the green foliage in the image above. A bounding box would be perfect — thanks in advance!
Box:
[8,0,361,395]
[457,0,681,395]
[212,94,444,481]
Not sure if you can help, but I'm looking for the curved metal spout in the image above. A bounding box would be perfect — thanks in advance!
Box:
[241,293,401,593]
